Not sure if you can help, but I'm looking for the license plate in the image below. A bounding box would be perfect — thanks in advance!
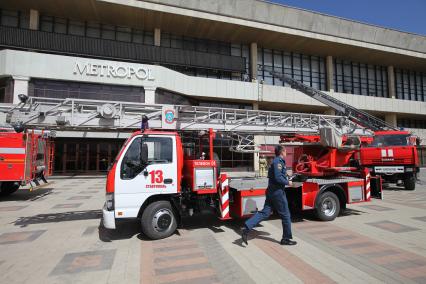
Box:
[374,166,404,173]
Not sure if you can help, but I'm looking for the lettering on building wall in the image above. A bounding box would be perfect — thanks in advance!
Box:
[73,62,154,81]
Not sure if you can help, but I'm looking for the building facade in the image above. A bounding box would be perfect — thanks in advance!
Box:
[0,0,425,173]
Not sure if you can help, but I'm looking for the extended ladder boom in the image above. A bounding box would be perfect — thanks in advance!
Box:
[270,71,398,132]
[0,96,371,136]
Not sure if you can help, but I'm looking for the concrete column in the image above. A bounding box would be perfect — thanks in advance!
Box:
[250,42,258,81]
[29,9,39,30]
[326,55,334,92]
[387,65,396,99]
[385,113,397,127]
[253,103,261,174]
[144,86,156,104]
[12,76,30,104]
[154,28,161,47]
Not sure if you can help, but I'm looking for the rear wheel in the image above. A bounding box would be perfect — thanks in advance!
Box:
[315,191,340,221]
[404,176,416,191]
[0,182,20,196]
[141,201,177,240]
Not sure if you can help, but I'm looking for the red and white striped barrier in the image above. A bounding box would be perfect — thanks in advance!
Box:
[219,174,231,220]
[365,171,371,201]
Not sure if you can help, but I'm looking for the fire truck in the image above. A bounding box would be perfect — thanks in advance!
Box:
[0,127,53,196]
[274,72,420,191]
[1,89,385,239]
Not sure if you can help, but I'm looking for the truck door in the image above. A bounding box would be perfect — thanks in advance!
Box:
[115,135,177,218]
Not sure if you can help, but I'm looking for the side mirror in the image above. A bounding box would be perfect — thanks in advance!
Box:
[141,142,148,166]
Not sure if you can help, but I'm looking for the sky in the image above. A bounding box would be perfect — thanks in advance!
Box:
[270,0,426,36]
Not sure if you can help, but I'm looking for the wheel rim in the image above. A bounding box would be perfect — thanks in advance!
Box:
[321,197,337,217]
[152,209,173,232]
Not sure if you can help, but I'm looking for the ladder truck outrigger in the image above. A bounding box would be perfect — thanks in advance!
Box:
[1,88,384,240]
[272,71,419,191]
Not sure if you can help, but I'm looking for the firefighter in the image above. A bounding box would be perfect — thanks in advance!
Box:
[259,155,268,177]
[242,145,297,246]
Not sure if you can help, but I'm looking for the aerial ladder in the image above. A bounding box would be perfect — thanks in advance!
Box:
[269,71,418,190]
[269,71,398,132]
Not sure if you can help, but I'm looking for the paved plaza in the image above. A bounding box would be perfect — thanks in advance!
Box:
[1,172,426,283]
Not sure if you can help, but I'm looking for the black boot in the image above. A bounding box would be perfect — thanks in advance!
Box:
[241,229,249,245]
[280,239,297,246]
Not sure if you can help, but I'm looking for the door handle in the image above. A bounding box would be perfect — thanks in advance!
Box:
[164,179,173,184]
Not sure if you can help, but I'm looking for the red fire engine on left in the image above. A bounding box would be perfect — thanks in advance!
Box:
[0,128,54,196]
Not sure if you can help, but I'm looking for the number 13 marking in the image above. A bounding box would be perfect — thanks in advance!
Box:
[149,170,163,183]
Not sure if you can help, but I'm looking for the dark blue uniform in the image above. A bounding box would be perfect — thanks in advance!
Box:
[245,156,293,240]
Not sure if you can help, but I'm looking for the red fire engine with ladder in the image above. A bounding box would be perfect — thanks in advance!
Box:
[0,77,389,239]
[271,71,419,191]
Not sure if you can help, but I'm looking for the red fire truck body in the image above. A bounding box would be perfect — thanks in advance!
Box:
[360,130,419,190]
[102,129,380,240]
[0,129,53,196]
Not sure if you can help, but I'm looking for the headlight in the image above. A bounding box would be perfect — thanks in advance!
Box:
[405,167,414,172]
[106,193,114,211]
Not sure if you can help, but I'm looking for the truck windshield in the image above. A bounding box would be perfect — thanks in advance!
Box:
[121,136,173,179]
[368,134,409,147]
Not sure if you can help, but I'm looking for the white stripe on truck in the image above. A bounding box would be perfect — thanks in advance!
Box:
[0,148,26,154]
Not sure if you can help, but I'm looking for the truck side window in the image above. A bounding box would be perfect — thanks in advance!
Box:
[121,137,173,180]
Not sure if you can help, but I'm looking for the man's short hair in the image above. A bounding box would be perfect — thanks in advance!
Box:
[275,145,285,156]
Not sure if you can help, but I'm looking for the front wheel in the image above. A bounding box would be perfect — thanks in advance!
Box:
[0,182,20,196]
[141,201,177,240]
[404,176,416,191]
[315,192,340,221]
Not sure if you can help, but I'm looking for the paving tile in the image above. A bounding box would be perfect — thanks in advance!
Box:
[366,220,420,233]
[364,249,400,258]
[50,249,116,275]
[382,259,426,270]
[360,205,395,211]
[0,230,46,245]
[67,196,92,200]
[52,203,82,209]
[154,252,205,263]
[413,216,426,222]
[82,226,98,236]
[339,241,376,249]
[0,206,27,211]
[79,191,99,194]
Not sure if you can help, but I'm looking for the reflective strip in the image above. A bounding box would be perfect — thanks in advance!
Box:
[366,191,371,199]
[221,191,229,204]
[222,179,229,188]
[0,148,25,154]
[222,206,229,218]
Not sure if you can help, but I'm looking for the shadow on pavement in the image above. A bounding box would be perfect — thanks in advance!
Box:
[97,207,368,243]
[0,188,54,202]
[99,219,141,242]
[14,209,102,227]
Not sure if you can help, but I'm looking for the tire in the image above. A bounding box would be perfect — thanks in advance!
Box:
[404,176,416,191]
[0,182,20,196]
[141,201,177,240]
[315,191,340,221]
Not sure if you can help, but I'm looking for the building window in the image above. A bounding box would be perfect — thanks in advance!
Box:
[39,14,156,46]
[29,79,145,103]
[395,69,425,102]
[257,48,327,90]
[334,59,388,97]
[0,9,29,28]
[397,118,426,129]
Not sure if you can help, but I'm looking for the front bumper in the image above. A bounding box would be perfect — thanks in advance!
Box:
[102,203,116,229]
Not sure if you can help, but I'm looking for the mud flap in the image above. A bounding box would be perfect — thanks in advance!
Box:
[370,176,383,199]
